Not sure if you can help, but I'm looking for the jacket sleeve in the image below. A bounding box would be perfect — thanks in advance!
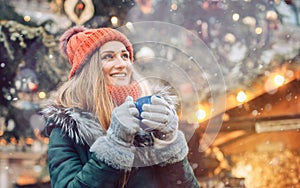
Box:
[155,157,200,188]
[48,128,125,188]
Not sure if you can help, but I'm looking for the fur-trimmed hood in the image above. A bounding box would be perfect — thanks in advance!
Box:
[41,106,104,146]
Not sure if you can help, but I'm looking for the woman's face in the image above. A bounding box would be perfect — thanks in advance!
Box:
[100,41,133,86]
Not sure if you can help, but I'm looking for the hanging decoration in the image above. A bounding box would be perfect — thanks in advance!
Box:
[64,0,95,25]
[15,68,39,93]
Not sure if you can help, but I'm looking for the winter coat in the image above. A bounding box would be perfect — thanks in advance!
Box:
[42,106,200,188]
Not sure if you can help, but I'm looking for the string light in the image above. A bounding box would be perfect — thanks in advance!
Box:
[236,91,247,103]
[274,74,284,86]
[111,16,118,27]
[232,13,240,21]
[266,10,278,21]
[125,22,134,32]
[196,108,206,121]
[264,73,285,93]
[171,4,178,11]
[243,16,256,26]
[24,15,31,22]
[255,27,263,34]
[223,33,236,43]
[38,91,46,99]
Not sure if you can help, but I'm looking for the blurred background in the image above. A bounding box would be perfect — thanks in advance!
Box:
[0,0,300,187]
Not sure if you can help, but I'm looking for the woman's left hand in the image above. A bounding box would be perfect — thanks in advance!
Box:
[133,96,188,166]
[140,95,178,136]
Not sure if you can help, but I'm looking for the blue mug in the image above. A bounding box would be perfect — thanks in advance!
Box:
[135,95,166,139]
[135,95,153,120]
[135,95,161,130]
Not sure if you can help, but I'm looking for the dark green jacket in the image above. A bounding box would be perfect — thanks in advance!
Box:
[43,106,200,188]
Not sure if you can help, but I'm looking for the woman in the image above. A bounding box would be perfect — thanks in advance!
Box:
[42,26,199,188]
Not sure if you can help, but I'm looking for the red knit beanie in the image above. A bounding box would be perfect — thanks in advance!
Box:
[59,26,134,79]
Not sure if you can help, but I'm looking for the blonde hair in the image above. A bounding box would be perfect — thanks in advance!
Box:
[50,50,151,131]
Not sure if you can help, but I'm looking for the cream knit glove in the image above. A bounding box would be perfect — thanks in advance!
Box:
[90,96,140,170]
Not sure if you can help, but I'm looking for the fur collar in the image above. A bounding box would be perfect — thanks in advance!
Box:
[41,106,104,146]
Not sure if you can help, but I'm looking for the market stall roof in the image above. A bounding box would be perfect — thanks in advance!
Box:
[218,130,300,155]
[193,78,300,153]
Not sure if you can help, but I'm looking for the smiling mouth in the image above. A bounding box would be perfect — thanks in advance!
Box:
[110,73,126,77]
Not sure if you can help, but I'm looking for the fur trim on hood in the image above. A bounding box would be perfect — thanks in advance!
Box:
[41,106,104,146]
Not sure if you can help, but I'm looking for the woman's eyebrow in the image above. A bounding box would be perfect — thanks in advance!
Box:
[101,49,128,54]
[100,50,114,54]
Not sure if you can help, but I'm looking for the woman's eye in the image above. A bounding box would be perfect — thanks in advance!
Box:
[102,54,113,60]
[122,53,129,59]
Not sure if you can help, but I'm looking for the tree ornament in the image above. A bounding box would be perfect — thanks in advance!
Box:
[15,68,39,93]
[74,0,85,18]
[64,0,95,25]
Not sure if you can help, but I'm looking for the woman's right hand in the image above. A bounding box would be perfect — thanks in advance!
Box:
[90,96,141,170]
[107,96,140,144]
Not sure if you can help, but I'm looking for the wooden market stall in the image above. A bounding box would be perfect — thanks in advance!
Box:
[189,79,300,187]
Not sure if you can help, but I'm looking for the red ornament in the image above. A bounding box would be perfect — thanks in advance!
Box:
[76,2,84,10]
[28,82,38,92]
[64,0,95,25]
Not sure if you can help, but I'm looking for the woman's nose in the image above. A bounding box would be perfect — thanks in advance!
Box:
[114,55,127,67]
